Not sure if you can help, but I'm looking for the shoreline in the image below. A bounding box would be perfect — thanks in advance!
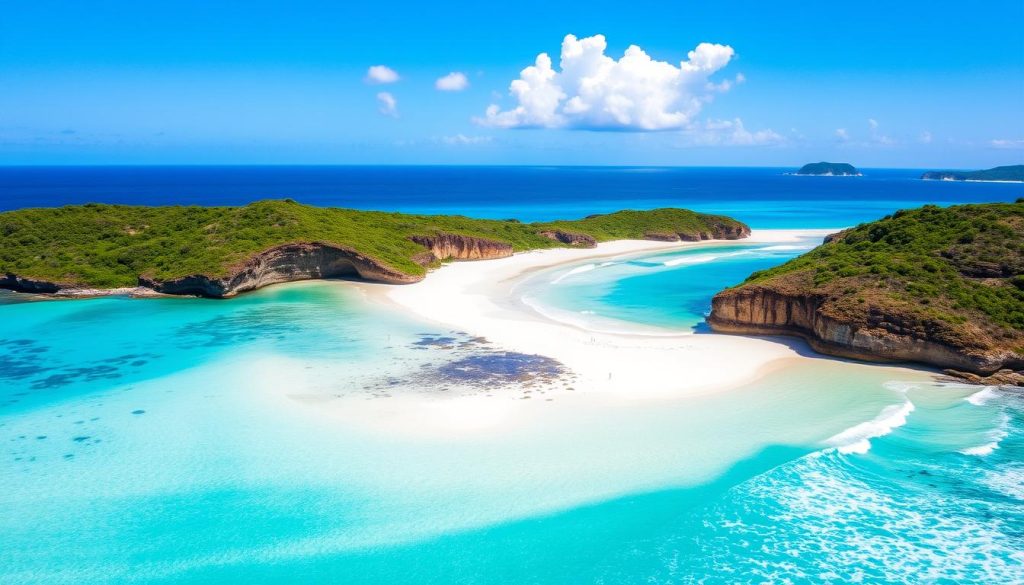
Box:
[363,229,842,399]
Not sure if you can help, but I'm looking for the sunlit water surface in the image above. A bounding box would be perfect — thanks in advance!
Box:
[1,275,1020,584]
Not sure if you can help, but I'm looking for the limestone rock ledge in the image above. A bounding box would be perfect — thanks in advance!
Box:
[708,285,1023,380]
[140,242,421,297]
[410,233,514,261]
[644,224,751,242]
[538,230,597,247]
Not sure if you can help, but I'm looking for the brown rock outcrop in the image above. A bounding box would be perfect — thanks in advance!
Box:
[538,230,597,247]
[708,285,1024,379]
[944,369,1024,386]
[645,224,751,242]
[0,273,62,294]
[410,233,514,262]
[139,242,420,297]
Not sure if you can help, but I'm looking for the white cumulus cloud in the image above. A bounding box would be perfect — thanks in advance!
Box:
[436,72,470,91]
[376,92,398,117]
[478,34,736,131]
[365,65,400,84]
[835,128,850,142]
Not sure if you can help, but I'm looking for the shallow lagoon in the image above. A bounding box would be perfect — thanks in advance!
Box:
[1,271,1020,583]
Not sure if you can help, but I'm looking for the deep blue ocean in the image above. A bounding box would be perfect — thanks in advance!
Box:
[1,165,1020,228]
[1,166,1022,584]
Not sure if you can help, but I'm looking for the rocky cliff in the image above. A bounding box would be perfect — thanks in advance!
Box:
[708,202,1024,384]
[538,230,597,247]
[0,273,61,294]
[644,223,751,242]
[1,235,516,298]
[138,242,421,297]
[409,233,514,262]
[708,285,1022,377]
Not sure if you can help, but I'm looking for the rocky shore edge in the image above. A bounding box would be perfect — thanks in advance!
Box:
[708,286,1023,385]
[2,227,752,299]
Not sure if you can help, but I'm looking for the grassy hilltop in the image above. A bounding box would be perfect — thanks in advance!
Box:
[711,201,1023,379]
[741,201,1024,332]
[0,200,747,289]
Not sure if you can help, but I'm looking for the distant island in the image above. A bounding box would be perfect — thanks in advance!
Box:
[790,162,861,176]
[0,200,749,297]
[921,164,1024,182]
[709,201,1024,384]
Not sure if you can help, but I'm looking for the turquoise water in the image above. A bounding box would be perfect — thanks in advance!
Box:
[518,234,823,332]
[1,279,1020,583]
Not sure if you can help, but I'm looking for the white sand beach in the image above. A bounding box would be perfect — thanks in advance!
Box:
[362,229,838,401]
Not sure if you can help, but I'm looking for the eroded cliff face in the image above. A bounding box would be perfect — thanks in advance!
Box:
[538,230,597,247]
[0,273,61,294]
[139,242,421,297]
[410,233,514,262]
[708,285,1023,378]
[645,224,751,242]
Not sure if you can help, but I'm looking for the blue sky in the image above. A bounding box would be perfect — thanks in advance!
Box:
[1,0,1022,167]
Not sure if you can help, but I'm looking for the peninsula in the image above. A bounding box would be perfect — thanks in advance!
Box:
[791,162,861,176]
[709,201,1024,384]
[921,164,1024,182]
[0,200,749,297]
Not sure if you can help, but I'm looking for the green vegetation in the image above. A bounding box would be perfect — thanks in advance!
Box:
[740,202,1024,345]
[0,200,746,288]
[793,162,860,176]
[536,208,741,241]
[921,164,1024,182]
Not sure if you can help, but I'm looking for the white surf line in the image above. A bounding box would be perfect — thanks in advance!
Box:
[824,400,915,455]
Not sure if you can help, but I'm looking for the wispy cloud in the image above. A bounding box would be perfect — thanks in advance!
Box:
[990,138,1024,149]
[376,92,398,117]
[680,118,784,147]
[478,34,737,131]
[439,134,492,145]
[835,128,850,142]
[867,118,895,146]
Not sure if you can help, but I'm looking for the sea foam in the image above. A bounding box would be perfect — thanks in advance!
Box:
[756,244,813,251]
[663,251,748,267]
[825,400,915,454]
[965,387,999,406]
[549,262,616,284]
[959,442,1000,456]
[958,412,1010,457]
[551,263,597,284]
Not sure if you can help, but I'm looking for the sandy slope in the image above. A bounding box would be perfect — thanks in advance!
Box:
[362,230,835,400]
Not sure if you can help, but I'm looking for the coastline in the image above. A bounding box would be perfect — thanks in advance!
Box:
[363,229,842,399]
